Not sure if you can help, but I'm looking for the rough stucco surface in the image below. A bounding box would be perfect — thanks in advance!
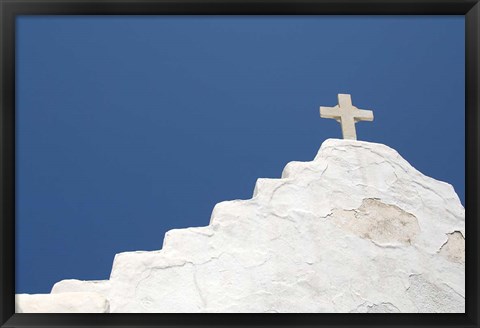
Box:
[17,139,465,313]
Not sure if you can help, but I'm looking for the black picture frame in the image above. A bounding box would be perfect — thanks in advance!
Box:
[1,0,478,327]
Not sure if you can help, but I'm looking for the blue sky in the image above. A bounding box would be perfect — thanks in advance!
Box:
[16,16,464,293]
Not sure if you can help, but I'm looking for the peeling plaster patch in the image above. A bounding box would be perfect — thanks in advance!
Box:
[367,302,401,313]
[350,301,401,313]
[406,274,465,313]
[438,231,465,264]
[331,198,420,246]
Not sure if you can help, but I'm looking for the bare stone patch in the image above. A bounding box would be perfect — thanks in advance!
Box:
[438,231,465,264]
[332,198,420,246]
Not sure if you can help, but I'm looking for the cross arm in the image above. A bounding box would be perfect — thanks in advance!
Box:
[354,109,374,121]
[320,106,340,119]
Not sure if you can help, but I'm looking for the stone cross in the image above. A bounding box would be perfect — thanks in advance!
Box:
[320,94,374,140]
